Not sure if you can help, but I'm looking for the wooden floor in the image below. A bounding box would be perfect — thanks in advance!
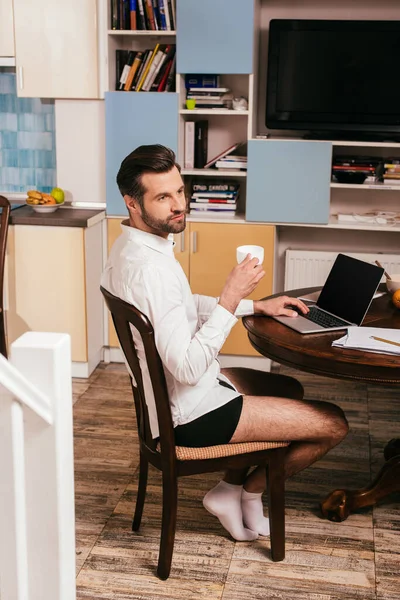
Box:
[72,362,400,600]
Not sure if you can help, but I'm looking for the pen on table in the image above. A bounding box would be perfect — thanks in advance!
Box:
[370,335,400,348]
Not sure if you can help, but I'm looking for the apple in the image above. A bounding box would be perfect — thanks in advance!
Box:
[51,187,65,204]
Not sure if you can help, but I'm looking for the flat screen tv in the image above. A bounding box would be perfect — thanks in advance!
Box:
[265,19,400,140]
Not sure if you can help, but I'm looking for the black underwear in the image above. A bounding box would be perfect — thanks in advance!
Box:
[174,380,243,447]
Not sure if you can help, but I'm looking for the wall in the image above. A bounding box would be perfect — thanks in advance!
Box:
[0,71,56,193]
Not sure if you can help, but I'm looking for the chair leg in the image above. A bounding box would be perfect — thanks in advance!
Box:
[132,452,148,531]
[267,447,286,562]
[157,469,178,580]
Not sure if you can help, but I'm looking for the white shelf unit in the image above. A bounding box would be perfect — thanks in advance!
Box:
[178,72,257,218]
[331,182,400,191]
[108,30,176,36]
[179,109,249,116]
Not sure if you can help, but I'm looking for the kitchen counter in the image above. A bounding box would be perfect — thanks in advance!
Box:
[9,206,105,228]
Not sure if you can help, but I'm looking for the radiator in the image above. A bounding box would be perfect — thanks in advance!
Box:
[284,250,400,290]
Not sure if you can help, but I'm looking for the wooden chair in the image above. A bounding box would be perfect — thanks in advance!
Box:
[101,286,289,580]
[0,196,11,358]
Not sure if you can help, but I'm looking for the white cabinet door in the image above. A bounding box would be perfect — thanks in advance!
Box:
[13,0,99,98]
[0,0,15,57]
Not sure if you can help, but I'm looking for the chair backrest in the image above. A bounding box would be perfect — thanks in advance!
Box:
[0,196,11,311]
[0,196,11,357]
[100,286,176,457]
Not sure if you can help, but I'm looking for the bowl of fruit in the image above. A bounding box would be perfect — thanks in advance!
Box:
[26,187,65,213]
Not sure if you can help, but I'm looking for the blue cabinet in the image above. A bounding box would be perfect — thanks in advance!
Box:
[176,0,255,74]
[246,140,332,225]
[105,92,179,215]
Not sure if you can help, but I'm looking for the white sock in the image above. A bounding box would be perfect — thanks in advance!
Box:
[203,481,258,542]
[241,489,270,536]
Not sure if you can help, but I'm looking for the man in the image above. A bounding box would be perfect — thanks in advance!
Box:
[101,144,348,542]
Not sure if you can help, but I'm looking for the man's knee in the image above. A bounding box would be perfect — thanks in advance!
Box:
[320,401,349,443]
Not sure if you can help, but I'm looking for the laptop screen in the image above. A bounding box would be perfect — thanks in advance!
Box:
[317,254,384,325]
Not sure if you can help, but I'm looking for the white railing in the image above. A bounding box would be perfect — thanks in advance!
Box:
[0,332,76,600]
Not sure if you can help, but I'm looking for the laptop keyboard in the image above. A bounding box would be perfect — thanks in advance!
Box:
[306,306,349,328]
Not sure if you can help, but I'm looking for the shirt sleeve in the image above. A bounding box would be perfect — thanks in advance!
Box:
[131,267,238,386]
[193,294,254,325]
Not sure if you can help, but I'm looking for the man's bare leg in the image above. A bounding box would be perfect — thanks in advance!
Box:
[223,367,349,490]
[202,368,348,538]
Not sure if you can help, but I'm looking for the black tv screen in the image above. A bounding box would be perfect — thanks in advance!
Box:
[266,20,400,139]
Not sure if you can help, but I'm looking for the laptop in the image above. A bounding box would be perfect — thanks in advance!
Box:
[273,253,384,334]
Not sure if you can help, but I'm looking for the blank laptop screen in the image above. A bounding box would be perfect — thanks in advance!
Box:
[316,254,383,325]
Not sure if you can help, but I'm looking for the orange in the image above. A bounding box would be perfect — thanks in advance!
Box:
[392,289,400,309]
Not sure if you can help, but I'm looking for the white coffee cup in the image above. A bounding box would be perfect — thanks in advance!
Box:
[236,245,264,265]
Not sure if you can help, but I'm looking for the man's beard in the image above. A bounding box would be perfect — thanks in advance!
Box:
[141,206,186,234]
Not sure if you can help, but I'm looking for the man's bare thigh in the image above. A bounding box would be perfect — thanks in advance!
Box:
[230,394,345,444]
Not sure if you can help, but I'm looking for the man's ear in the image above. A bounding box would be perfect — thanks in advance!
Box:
[124,194,139,213]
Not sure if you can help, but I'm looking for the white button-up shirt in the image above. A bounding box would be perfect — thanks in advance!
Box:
[101,223,254,438]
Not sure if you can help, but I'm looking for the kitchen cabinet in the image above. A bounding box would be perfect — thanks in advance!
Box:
[12,0,99,98]
[107,219,275,356]
[6,221,104,377]
[0,0,15,57]
[188,222,274,355]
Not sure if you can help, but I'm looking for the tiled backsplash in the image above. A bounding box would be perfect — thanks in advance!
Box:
[0,72,56,193]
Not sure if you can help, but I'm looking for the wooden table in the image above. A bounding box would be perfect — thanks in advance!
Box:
[243,286,400,522]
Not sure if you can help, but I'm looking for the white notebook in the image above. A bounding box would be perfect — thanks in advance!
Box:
[332,327,400,355]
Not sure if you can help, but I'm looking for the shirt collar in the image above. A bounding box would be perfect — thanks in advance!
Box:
[121,222,176,257]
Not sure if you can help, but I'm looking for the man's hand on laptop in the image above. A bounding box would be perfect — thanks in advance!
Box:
[254,296,310,318]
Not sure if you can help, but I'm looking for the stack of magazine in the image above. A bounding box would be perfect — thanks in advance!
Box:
[189,180,240,215]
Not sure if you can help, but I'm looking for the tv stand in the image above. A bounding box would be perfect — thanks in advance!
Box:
[303,132,400,144]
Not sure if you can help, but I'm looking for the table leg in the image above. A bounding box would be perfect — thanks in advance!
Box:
[320,439,400,522]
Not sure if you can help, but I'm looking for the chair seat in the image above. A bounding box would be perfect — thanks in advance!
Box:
[157,440,290,461]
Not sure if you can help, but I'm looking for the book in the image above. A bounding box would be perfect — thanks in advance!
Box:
[187,87,230,94]
[185,74,220,89]
[136,44,159,91]
[204,143,241,168]
[111,0,119,29]
[170,0,176,30]
[152,0,160,29]
[156,57,172,91]
[192,192,237,200]
[162,0,171,30]
[165,53,176,91]
[144,0,156,30]
[167,0,175,29]
[194,120,208,168]
[158,0,169,30]
[129,0,137,29]
[192,182,239,192]
[145,44,174,91]
[189,202,237,210]
[132,49,150,90]
[142,47,165,91]
[184,122,195,169]
[137,0,146,29]
[124,51,143,90]
[191,198,237,204]
[215,161,248,170]
[115,49,128,89]
[118,50,136,90]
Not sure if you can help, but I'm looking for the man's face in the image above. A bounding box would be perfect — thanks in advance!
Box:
[130,166,187,237]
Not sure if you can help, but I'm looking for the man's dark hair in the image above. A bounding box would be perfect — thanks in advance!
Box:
[116,144,181,208]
